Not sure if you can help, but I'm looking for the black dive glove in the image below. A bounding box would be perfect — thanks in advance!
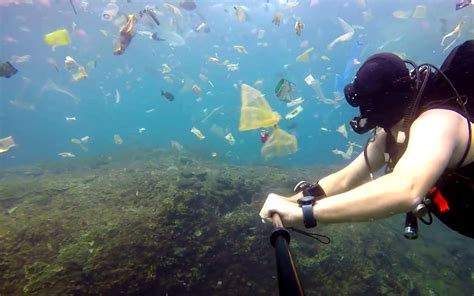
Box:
[293,181,326,228]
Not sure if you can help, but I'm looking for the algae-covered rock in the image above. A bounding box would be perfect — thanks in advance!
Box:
[0,148,473,295]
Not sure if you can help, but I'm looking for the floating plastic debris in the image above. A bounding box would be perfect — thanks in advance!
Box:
[192,84,202,95]
[10,55,31,63]
[456,0,473,10]
[328,18,354,50]
[102,2,119,21]
[234,6,247,22]
[191,127,205,140]
[227,63,239,72]
[233,45,248,54]
[179,0,197,11]
[44,29,71,46]
[272,12,283,26]
[441,21,465,53]
[114,134,123,145]
[115,89,121,104]
[0,136,16,153]
[294,20,304,36]
[65,116,76,122]
[225,133,236,145]
[275,78,296,102]
[41,80,80,104]
[412,5,427,19]
[332,142,362,160]
[261,127,297,159]
[336,124,348,138]
[286,97,304,107]
[285,106,303,120]
[304,74,316,86]
[296,47,314,63]
[239,84,280,131]
[0,61,18,78]
[138,128,146,134]
[145,108,155,113]
[58,152,76,158]
[162,64,172,74]
[71,137,88,152]
[164,3,182,17]
[392,10,411,19]
[113,14,137,55]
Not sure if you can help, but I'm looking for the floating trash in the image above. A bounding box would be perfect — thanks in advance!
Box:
[285,106,304,120]
[412,5,427,19]
[0,61,18,78]
[294,20,304,36]
[44,29,71,46]
[102,2,119,21]
[261,127,297,159]
[239,84,281,131]
[191,127,205,140]
[234,6,247,23]
[225,133,236,145]
[0,136,16,153]
[113,15,137,55]
[233,45,248,54]
[272,12,283,26]
[296,47,314,63]
[114,134,123,145]
[179,0,196,11]
[275,78,296,102]
[58,152,76,158]
[336,124,348,138]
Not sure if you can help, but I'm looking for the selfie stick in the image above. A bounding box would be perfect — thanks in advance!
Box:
[270,214,305,296]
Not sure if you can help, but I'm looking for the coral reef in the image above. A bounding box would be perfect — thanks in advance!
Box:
[0,148,472,295]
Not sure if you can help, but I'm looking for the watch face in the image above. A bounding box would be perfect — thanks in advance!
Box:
[299,195,315,205]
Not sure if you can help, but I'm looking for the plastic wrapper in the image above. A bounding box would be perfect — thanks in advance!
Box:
[0,136,16,153]
[191,127,205,140]
[114,134,123,145]
[285,106,303,120]
[113,15,137,55]
[225,133,236,145]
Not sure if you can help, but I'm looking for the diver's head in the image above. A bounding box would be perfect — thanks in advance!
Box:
[344,53,415,134]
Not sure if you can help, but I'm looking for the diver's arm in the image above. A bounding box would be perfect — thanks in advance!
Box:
[319,129,387,195]
[286,128,387,203]
[260,110,465,225]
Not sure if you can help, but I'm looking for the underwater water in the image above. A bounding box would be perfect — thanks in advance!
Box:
[0,0,473,295]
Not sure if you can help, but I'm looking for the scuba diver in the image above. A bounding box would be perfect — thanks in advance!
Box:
[260,40,474,239]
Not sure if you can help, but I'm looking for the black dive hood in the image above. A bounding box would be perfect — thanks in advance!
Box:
[344,53,415,134]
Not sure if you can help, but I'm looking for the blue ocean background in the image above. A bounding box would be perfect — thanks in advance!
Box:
[1,0,471,168]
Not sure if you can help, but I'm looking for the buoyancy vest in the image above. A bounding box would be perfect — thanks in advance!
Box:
[384,40,474,238]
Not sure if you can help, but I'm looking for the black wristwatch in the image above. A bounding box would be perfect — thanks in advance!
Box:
[297,195,317,228]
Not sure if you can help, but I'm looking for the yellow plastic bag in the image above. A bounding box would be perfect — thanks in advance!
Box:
[261,127,297,159]
[239,84,280,131]
[44,29,71,46]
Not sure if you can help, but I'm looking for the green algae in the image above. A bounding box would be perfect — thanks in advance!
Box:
[0,148,473,295]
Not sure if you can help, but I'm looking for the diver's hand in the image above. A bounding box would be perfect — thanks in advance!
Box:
[259,193,302,227]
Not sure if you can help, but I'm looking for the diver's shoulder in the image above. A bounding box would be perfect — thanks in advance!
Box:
[417,108,467,121]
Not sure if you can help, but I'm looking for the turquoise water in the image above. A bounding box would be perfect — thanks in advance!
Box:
[2,0,471,168]
[1,0,474,295]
